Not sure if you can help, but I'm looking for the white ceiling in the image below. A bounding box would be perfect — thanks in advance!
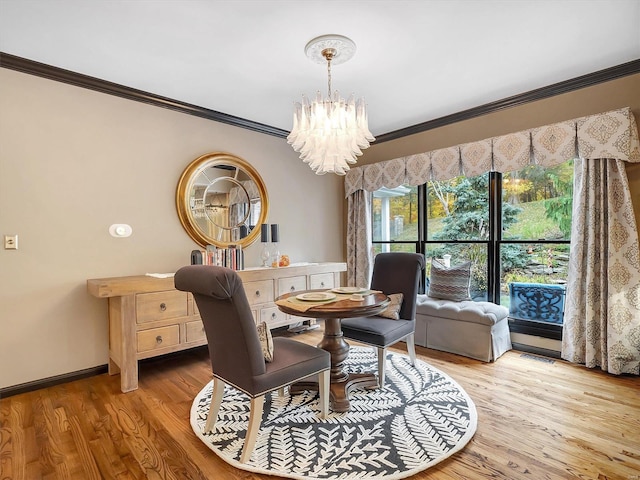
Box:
[1,0,639,137]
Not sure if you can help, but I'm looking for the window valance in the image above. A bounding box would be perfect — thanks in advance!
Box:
[345,107,640,197]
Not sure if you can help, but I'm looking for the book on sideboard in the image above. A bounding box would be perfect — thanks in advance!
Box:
[191,245,244,270]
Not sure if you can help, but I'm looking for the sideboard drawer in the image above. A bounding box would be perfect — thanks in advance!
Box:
[309,273,335,290]
[260,306,287,327]
[185,319,206,343]
[136,291,187,324]
[244,280,274,305]
[278,275,307,295]
[137,325,180,353]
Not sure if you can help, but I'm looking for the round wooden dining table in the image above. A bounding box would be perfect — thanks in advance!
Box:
[276,289,390,412]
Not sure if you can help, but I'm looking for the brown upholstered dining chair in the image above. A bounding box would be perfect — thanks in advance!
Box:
[174,265,330,463]
[340,252,425,387]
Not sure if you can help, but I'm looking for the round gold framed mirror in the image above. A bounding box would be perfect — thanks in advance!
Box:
[176,152,269,248]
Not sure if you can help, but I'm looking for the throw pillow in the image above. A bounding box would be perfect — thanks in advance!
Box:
[378,293,404,320]
[428,258,472,301]
[256,321,274,362]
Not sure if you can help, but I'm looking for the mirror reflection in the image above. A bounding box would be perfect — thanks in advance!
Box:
[176,153,268,248]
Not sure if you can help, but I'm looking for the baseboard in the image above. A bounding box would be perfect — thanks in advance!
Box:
[512,342,562,359]
[0,345,214,399]
[1,364,108,398]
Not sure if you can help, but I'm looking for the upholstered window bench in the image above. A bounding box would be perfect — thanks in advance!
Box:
[414,294,512,362]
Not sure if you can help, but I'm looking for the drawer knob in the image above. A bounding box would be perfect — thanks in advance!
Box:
[290,286,295,291]
[271,313,277,319]
[159,303,167,312]
[320,282,325,287]
[255,290,260,297]
[156,335,163,344]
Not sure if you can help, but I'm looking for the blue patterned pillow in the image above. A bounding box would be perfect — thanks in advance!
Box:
[428,259,471,301]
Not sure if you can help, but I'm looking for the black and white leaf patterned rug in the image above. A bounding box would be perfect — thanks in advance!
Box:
[190,346,477,480]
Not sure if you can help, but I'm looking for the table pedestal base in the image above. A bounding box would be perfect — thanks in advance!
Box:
[290,317,380,412]
[290,372,379,413]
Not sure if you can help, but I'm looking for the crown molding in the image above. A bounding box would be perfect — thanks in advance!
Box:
[0,52,290,138]
[375,58,640,143]
[2,52,639,142]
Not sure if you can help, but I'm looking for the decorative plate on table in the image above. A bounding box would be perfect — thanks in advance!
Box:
[332,286,368,294]
[295,292,337,302]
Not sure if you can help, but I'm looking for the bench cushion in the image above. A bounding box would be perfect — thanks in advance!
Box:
[416,295,508,326]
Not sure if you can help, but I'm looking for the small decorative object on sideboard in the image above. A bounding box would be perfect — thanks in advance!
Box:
[190,250,203,265]
[278,254,290,267]
[260,223,271,267]
[271,245,281,267]
[270,224,279,243]
[270,224,281,267]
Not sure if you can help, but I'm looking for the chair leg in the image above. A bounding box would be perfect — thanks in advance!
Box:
[377,347,387,387]
[318,369,329,418]
[278,386,285,397]
[406,333,417,366]
[204,378,226,433]
[240,395,264,463]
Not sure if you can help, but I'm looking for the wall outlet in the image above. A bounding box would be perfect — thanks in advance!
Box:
[4,234,18,249]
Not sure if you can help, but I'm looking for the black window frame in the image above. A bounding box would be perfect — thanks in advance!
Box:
[371,171,571,340]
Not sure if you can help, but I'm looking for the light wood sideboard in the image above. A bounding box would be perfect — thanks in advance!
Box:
[87,262,346,392]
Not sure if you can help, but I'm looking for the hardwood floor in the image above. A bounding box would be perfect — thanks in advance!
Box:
[2,330,639,480]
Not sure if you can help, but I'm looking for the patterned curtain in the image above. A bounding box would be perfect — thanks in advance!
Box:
[430,146,461,180]
[493,130,532,173]
[562,109,640,375]
[357,107,638,185]
[362,157,406,191]
[562,158,640,374]
[346,188,372,288]
[532,120,577,167]
[405,152,431,185]
[460,139,492,177]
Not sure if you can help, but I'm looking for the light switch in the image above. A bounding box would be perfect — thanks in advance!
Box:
[4,234,18,249]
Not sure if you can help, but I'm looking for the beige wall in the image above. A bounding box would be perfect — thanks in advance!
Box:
[360,73,640,230]
[0,68,345,389]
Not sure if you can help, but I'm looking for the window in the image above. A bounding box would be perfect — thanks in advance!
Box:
[502,161,573,241]
[372,185,419,255]
[426,174,490,300]
[499,161,573,338]
[371,162,573,339]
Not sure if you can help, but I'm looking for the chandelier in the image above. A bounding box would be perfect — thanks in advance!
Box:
[287,35,375,175]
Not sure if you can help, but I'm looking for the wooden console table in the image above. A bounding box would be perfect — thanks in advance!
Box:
[87,262,346,392]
